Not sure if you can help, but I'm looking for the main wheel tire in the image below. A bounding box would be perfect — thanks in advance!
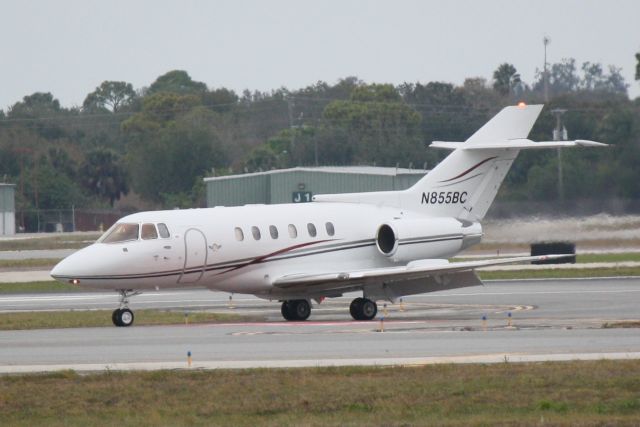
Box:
[360,299,377,320]
[291,299,311,321]
[112,309,122,327]
[281,301,294,321]
[350,298,377,321]
[350,297,364,320]
[117,308,135,327]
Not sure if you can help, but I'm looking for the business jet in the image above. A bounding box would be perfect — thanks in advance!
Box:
[51,104,605,326]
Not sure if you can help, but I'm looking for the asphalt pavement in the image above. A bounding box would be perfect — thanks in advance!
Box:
[0,277,639,372]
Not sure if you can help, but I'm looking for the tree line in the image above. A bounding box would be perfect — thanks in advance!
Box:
[0,57,639,220]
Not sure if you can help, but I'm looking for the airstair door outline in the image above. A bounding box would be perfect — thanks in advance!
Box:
[178,228,207,284]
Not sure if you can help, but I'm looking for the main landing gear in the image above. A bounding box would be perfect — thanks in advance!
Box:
[350,297,377,321]
[279,297,378,321]
[112,290,139,327]
[281,299,311,321]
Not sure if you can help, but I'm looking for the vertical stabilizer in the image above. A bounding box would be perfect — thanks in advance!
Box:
[399,105,544,219]
[315,104,602,220]
[466,104,543,143]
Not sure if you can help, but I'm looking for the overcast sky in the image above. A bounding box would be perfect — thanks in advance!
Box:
[1,0,639,110]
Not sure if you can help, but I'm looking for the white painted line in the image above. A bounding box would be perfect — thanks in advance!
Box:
[424,289,640,298]
[2,352,640,373]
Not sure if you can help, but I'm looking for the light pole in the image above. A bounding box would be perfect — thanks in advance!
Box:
[543,36,551,102]
[551,108,567,202]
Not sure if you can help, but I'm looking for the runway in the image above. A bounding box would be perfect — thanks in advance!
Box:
[0,277,639,373]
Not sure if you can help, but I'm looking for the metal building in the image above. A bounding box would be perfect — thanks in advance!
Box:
[204,166,428,207]
[0,184,16,235]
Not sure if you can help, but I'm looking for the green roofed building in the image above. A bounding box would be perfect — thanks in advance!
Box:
[204,166,428,207]
[0,183,16,235]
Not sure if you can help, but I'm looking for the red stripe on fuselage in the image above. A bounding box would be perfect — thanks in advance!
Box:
[217,239,335,274]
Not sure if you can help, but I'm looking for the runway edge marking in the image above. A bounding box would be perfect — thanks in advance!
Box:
[2,352,640,374]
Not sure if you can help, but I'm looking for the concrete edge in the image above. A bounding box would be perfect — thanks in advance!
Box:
[2,352,640,374]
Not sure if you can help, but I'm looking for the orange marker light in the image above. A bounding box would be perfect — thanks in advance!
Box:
[517,102,527,109]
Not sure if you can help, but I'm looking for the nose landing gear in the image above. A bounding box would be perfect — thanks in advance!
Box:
[112,290,140,327]
[112,307,135,327]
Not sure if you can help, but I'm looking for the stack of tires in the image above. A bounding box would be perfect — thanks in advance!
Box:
[531,242,576,264]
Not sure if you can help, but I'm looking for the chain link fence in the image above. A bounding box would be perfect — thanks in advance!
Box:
[13,198,640,233]
[15,209,135,233]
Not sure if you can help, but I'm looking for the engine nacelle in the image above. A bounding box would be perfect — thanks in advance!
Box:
[375,217,482,262]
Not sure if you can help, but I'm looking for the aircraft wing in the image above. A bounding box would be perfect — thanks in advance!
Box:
[272,254,569,296]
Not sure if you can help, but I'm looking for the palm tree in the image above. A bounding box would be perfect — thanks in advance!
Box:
[493,63,522,96]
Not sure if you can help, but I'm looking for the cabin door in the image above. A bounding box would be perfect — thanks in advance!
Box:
[178,228,207,284]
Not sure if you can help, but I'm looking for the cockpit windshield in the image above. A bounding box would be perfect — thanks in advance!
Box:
[101,223,139,243]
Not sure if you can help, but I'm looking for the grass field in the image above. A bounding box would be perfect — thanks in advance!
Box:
[0,259,61,269]
[603,321,640,329]
[0,234,99,251]
[0,264,638,296]
[0,281,84,293]
[0,360,639,426]
[577,252,640,263]
[0,309,253,330]
[455,252,640,263]
[477,266,640,280]
[474,239,640,252]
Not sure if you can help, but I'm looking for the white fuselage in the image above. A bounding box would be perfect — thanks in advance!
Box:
[51,202,482,299]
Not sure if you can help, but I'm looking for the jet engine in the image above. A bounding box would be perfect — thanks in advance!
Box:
[375,217,482,263]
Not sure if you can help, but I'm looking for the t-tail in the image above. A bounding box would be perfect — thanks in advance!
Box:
[313,104,605,218]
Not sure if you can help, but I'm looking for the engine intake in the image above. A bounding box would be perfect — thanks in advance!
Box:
[376,223,397,256]
[374,218,482,262]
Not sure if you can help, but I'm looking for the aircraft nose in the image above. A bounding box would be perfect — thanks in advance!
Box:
[50,244,107,282]
[50,254,78,282]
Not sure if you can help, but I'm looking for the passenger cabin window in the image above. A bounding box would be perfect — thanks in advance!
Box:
[157,223,170,238]
[325,222,335,236]
[251,226,261,240]
[269,225,279,239]
[288,224,297,238]
[102,223,139,243]
[307,223,317,237]
[235,227,244,241]
[141,223,158,240]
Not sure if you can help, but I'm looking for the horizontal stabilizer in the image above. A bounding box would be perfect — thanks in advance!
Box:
[430,139,607,150]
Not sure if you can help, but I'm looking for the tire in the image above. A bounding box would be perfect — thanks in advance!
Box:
[117,308,135,327]
[349,297,364,320]
[112,309,122,327]
[350,297,377,321]
[291,300,311,321]
[360,299,377,320]
[281,301,294,321]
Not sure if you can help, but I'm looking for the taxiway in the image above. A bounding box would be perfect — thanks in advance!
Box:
[0,277,638,373]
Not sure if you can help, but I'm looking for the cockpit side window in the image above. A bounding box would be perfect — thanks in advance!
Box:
[141,223,158,240]
[157,223,170,238]
[101,223,139,243]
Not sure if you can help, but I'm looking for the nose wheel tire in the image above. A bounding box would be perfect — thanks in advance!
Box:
[281,299,311,321]
[112,308,135,327]
[350,297,377,321]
